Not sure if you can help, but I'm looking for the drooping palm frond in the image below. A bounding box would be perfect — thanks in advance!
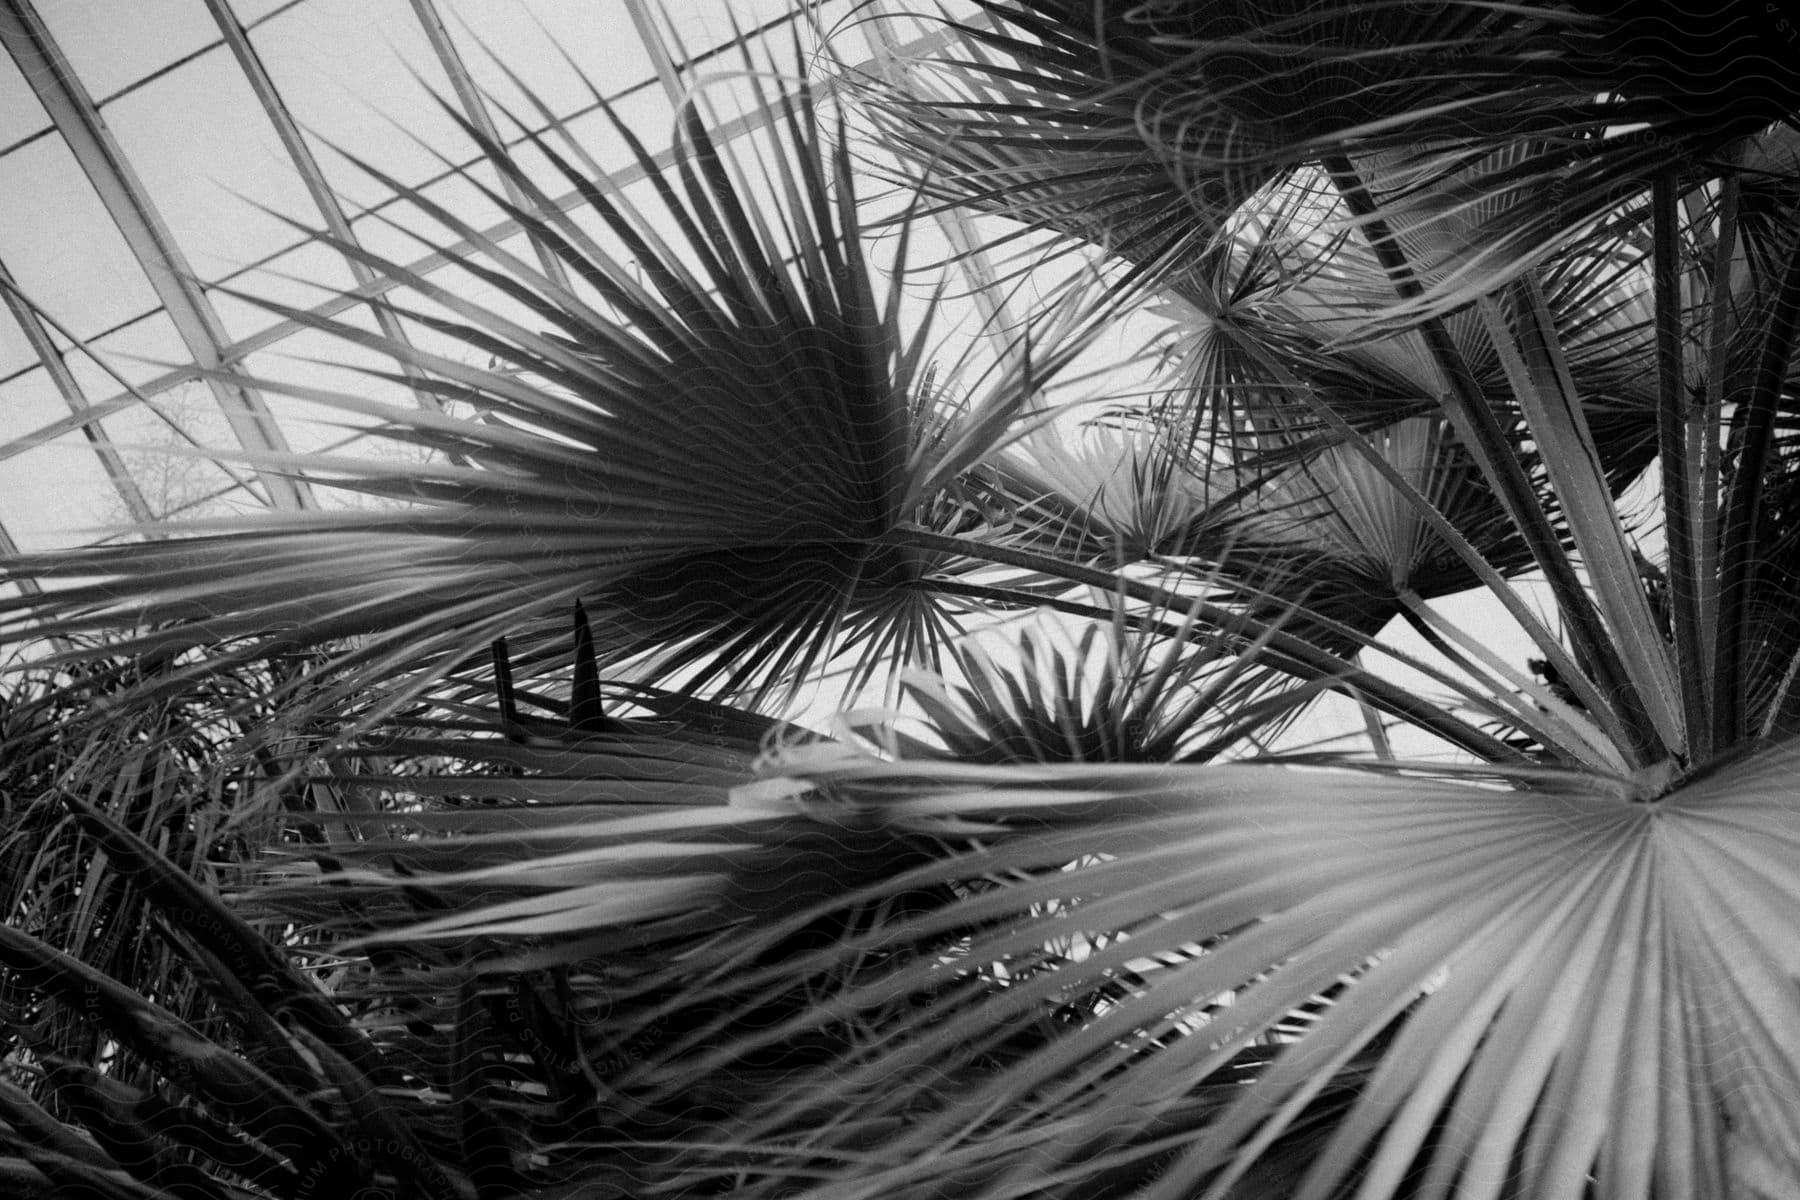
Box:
[265,721,1800,1197]
[0,641,344,1084]
[0,796,586,1200]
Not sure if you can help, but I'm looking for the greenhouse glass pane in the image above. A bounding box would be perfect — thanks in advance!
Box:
[0,47,51,148]
[0,135,162,341]
[206,237,362,345]
[246,0,486,209]
[31,0,219,102]
[0,433,123,548]
[103,46,323,281]
[64,312,187,396]
[0,368,74,448]
[435,0,661,117]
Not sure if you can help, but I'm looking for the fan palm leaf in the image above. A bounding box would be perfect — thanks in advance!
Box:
[847,0,1278,294]
[631,736,1800,1199]
[0,59,1093,716]
[994,418,1231,563]
[272,725,1800,1196]
[899,606,1254,764]
[868,3,1793,542]
[868,1,1800,312]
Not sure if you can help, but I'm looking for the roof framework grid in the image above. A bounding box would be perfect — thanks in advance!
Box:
[0,0,312,512]
[0,257,155,525]
[407,0,574,293]
[200,0,446,418]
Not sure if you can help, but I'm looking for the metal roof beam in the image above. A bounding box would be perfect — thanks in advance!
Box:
[407,0,574,293]
[202,0,448,420]
[0,260,155,524]
[0,516,43,594]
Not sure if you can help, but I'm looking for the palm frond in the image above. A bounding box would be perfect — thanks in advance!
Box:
[860,1,1800,319]
[847,0,1277,294]
[0,641,340,1085]
[900,606,1244,763]
[0,60,1091,717]
[539,734,1798,1199]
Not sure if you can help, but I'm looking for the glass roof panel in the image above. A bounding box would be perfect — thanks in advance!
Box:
[31,0,219,102]
[655,0,822,62]
[95,389,253,522]
[435,0,662,113]
[0,134,163,341]
[63,312,188,396]
[503,82,677,185]
[236,315,432,451]
[227,0,302,25]
[0,290,37,379]
[346,166,513,267]
[0,368,72,448]
[205,239,361,343]
[246,0,496,208]
[0,45,51,148]
[102,46,326,281]
[0,432,125,550]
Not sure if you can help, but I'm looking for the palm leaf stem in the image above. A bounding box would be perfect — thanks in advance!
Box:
[920,577,1328,713]
[1353,684,1396,761]
[1762,652,1800,742]
[36,1062,241,1200]
[1203,306,1620,732]
[1713,223,1800,747]
[1653,172,1711,765]
[1697,173,1740,691]
[1181,675,1357,763]
[291,1026,469,1200]
[1322,154,1664,766]
[1478,280,1681,752]
[0,1141,161,1200]
[39,1058,301,1197]
[924,553,1471,711]
[1192,563,1594,756]
[1395,589,1626,773]
[888,527,1524,761]
[1395,595,1607,770]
